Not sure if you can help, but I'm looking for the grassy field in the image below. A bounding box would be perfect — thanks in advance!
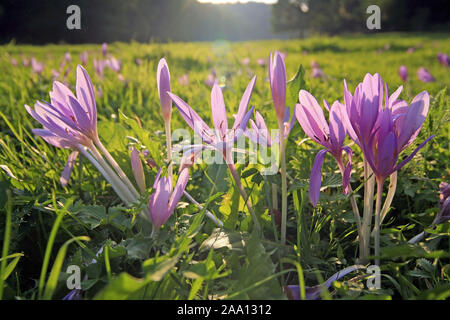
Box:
[0,33,449,300]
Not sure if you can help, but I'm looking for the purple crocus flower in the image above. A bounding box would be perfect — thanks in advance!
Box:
[157,58,172,122]
[106,57,121,73]
[51,69,60,80]
[102,42,108,57]
[241,57,250,66]
[80,51,88,66]
[295,91,353,206]
[93,59,105,78]
[22,57,30,67]
[284,265,365,300]
[437,53,449,67]
[25,65,98,186]
[178,74,189,86]
[62,288,83,300]
[64,52,72,62]
[344,73,433,184]
[205,69,218,87]
[245,107,296,147]
[168,76,256,157]
[31,58,44,75]
[149,168,189,230]
[398,65,408,82]
[257,58,266,67]
[130,147,146,193]
[245,110,273,147]
[135,58,142,66]
[433,182,450,225]
[10,58,17,66]
[269,51,287,123]
[310,60,319,68]
[417,67,435,83]
[311,67,325,79]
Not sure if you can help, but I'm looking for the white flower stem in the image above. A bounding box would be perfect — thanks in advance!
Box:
[360,159,375,264]
[278,119,287,245]
[77,145,131,205]
[88,142,137,204]
[380,171,398,224]
[370,171,398,238]
[93,136,140,199]
[408,231,427,244]
[374,178,383,266]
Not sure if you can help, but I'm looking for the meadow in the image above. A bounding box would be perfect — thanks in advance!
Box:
[0,33,449,300]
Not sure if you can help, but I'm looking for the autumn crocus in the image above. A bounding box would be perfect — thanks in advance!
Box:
[80,51,88,66]
[205,69,218,87]
[106,57,121,73]
[26,65,139,207]
[417,67,435,83]
[31,58,44,75]
[130,147,146,194]
[311,67,325,79]
[149,168,189,234]
[269,52,287,123]
[295,91,354,206]
[257,58,266,67]
[284,265,365,300]
[102,43,108,57]
[437,53,449,67]
[399,65,408,82]
[22,57,30,67]
[168,77,261,233]
[268,51,289,244]
[93,59,105,78]
[157,58,173,179]
[344,73,433,264]
[245,107,296,147]
[178,74,189,86]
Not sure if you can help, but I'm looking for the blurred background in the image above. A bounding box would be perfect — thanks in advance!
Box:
[0,0,449,44]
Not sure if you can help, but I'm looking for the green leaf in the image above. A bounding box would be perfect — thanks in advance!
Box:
[241,168,258,179]
[94,272,145,300]
[1,254,23,281]
[199,228,245,251]
[412,284,450,300]
[380,244,450,259]
[142,255,179,281]
[43,236,90,300]
[229,231,284,299]
[286,64,306,109]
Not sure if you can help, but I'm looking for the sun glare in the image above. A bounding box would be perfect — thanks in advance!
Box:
[197,0,277,4]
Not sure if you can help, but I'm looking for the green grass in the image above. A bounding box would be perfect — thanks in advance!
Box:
[0,33,449,300]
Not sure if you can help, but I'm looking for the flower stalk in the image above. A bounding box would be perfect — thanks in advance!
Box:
[374,178,384,266]
[278,118,288,244]
[93,136,140,200]
[361,160,375,264]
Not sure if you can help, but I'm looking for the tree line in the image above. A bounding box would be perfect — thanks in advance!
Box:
[0,0,448,44]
